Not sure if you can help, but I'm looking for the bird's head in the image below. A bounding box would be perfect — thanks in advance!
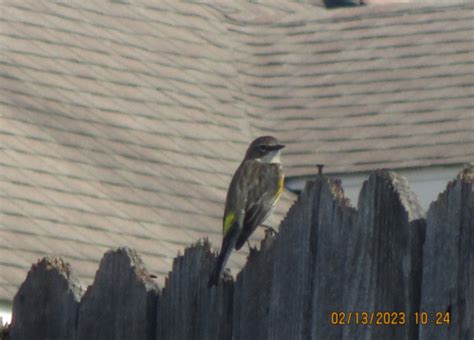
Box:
[245,136,285,164]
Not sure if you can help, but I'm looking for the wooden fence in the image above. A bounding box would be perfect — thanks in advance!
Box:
[3,168,473,340]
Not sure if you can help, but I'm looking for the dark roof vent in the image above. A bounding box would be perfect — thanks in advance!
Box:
[324,0,365,8]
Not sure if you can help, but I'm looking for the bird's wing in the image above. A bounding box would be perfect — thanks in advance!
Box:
[208,164,248,286]
[235,163,283,250]
[222,163,248,237]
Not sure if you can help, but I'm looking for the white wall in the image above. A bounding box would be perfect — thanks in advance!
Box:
[0,301,12,326]
[285,165,465,213]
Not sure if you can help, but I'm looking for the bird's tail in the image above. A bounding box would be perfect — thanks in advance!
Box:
[209,216,240,287]
[208,244,232,288]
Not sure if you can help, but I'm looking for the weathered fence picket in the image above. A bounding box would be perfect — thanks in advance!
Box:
[4,168,473,340]
[157,242,233,340]
[9,258,82,340]
[342,171,425,340]
[419,167,473,340]
[77,248,159,340]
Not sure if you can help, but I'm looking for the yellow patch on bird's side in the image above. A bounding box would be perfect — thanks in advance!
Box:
[276,174,284,200]
[223,212,235,235]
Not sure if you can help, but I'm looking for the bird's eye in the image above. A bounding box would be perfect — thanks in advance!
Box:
[258,145,267,152]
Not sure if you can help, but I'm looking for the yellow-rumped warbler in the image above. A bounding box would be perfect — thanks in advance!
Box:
[208,136,285,287]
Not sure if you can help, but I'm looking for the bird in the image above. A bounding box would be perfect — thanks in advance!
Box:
[208,136,285,287]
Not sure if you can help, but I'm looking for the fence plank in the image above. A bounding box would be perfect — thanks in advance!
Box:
[309,178,357,340]
[419,166,473,340]
[232,230,277,340]
[77,247,159,340]
[266,179,320,340]
[342,170,425,340]
[157,240,233,340]
[9,258,83,340]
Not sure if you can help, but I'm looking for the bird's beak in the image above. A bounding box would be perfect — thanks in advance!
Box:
[269,144,285,151]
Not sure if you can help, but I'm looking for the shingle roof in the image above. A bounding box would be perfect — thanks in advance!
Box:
[234,2,474,175]
[1,1,473,301]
